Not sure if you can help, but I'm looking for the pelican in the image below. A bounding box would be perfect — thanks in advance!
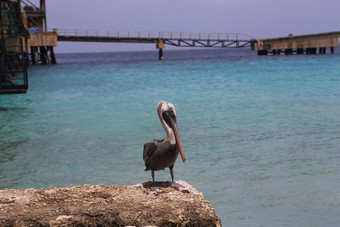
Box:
[143,101,186,186]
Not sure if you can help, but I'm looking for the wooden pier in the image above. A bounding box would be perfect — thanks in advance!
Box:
[28,32,57,64]
[22,0,340,64]
[252,31,340,55]
[55,29,340,59]
[56,29,253,60]
[18,0,340,63]
[17,0,340,61]
[22,0,57,65]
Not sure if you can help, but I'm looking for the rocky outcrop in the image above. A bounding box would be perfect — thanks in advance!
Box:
[0,181,221,226]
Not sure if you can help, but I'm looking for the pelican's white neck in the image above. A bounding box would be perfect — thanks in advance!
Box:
[160,115,176,144]
[157,101,176,145]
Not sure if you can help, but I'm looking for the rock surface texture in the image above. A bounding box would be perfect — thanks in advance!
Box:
[0,181,221,226]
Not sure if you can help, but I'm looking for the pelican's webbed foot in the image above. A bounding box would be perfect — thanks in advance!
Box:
[170,181,184,188]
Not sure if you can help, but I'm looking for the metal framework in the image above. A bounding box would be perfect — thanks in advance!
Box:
[163,39,252,48]
[0,0,29,94]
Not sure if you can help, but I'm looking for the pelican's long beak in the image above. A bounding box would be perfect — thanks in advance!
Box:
[175,130,186,163]
[166,111,186,163]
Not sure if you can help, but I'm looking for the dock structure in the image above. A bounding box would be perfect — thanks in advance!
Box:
[56,29,253,60]
[252,32,340,55]
[22,0,57,65]
[56,29,340,59]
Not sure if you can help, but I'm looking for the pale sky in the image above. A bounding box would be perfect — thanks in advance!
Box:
[33,0,340,53]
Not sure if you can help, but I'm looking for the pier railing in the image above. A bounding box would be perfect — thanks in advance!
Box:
[51,29,253,41]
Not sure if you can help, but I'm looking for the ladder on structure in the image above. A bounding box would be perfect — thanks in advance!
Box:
[0,0,29,95]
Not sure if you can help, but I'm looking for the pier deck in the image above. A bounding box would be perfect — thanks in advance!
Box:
[56,30,253,48]
[252,31,340,55]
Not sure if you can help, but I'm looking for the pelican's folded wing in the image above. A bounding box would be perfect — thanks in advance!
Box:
[143,140,158,162]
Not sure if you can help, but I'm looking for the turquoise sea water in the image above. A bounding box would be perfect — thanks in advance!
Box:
[1,48,340,226]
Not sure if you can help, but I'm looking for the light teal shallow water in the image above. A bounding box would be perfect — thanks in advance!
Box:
[1,49,340,226]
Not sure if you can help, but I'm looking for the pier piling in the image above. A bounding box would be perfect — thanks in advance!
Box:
[159,48,164,60]
[30,47,38,64]
[157,42,165,60]
[39,47,47,64]
[284,49,293,55]
[47,46,57,64]
[297,48,304,55]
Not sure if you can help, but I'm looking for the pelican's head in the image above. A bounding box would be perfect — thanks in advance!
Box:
[157,101,176,122]
[157,101,186,163]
